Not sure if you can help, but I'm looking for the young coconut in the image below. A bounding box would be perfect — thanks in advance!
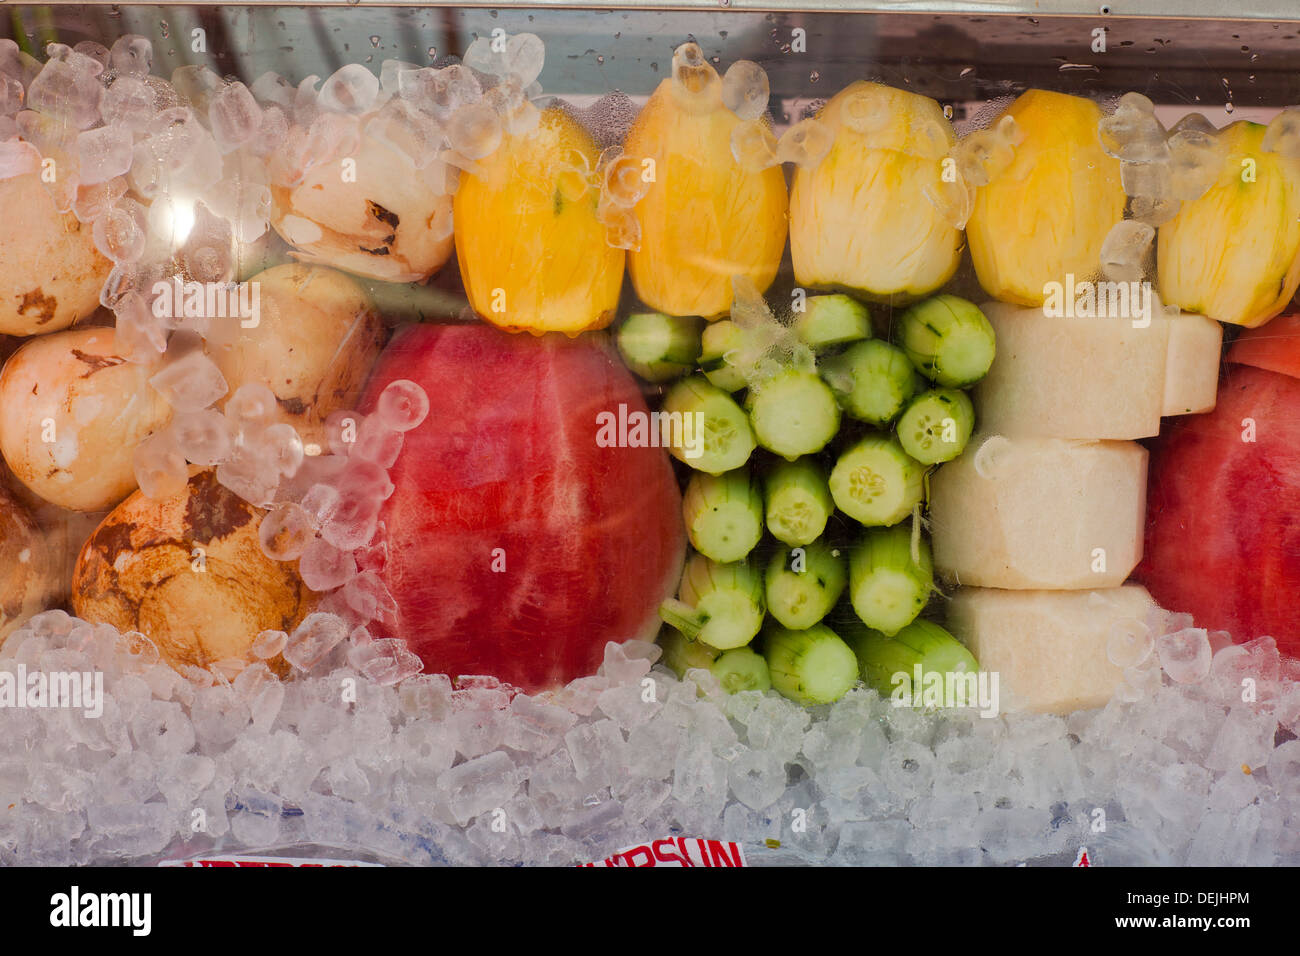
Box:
[72,467,314,677]
[0,482,61,645]
[0,327,172,511]
[206,263,386,449]
[0,173,113,336]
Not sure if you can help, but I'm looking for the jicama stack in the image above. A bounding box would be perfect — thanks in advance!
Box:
[930,91,1228,714]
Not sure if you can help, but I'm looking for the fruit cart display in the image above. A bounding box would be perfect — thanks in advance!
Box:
[0,3,1298,867]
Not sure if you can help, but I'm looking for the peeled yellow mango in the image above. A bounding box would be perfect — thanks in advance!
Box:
[966,90,1126,308]
[624,46,788,319]
[1157,120,1300,328]
[454,106,624,334]
[789,81,961,303]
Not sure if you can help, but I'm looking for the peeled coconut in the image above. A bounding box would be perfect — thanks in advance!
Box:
[207,263,385,448]
[0,326,172,511]
[0,172,113,335]
[72,467,314,676]
[270,119,456,283]
[0,481,60,644]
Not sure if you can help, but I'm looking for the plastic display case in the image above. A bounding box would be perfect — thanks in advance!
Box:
[1,3,1298,869]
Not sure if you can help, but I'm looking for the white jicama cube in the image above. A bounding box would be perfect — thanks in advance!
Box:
[928,434,1146,589]
[973,301,1170,440]
[946,584,1158,714]
[1162,313,1222,417]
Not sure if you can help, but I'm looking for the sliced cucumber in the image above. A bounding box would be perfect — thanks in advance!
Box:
[896,388,975,465]
[659,554,765,651]
[764,539,848,630]
[849,525,933,636]
[746,368,841,460]
[659,627,722,678]
[699,319,748,392]
[682,468,763,563]
[764,457,833,547]
[711,646,772,694]
[894,294,996,388]
[845,618,980,705]
[795,294,872,351]
[829,434,926,527]
[662,375,756,474]
[763,623,860,706]
[819,339,917,426]
[616,312,704,382]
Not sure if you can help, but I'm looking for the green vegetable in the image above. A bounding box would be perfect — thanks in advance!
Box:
[829,434,926,527]
[659,627,722,677]
[765,539,847,630]
[894,294,996,388]
[682,468,763,563]
[763,623,860,705]
[662,374,756,474]
[711,647,772,694]
[795,294,872,351]
[819,339,917,426]
[699,319,748,392]
[845,618,980,708]
[896,388,975,464]
[659,554,765,651]
[616,312,704,382]
[763,457,834,547]
[849,525,933,636]
[746,369,841,460]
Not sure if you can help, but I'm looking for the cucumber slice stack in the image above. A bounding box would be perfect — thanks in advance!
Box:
[617,289,994,708]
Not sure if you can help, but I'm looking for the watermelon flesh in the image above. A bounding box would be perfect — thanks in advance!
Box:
[359,322,685,692]
[1135,362,1300,659]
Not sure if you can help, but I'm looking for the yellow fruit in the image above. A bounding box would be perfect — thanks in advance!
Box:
[1158,121,1300,327]
[0,482,60,645]
[454,106,624,335]
[624,49,788,319]
[789,81,961,303]
[966,90,1126,308]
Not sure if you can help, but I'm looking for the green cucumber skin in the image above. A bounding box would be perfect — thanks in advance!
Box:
[699,320,749,392]
[763,623,860,706]
[828,434,926,528]
[895,295,996,388]
[682,469,764,563]
[763,457,834,547]
[711,647,773,694]
[848,525,934,636]
[847,619,980,704]
[765,540,848,630]
[819,339,918,426]
[796,294,872,351]
[746,369,842,460]
[617,313,705,383]
[662,375,756,474]
[896,388,975,465]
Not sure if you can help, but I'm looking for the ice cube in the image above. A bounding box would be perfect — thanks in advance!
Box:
[730,118,779,172]
[252,629,288,659]
[100,74,156,132]
[351,419,403,469]
[440,751,519,825]
[1121,159,1173,200]
[258,502,315,562]
[215,452,279,508]
[255,423,305,478]
[209,81,262,152]
[109,34,152,76]
[149,348,228,412]
[727,746,788,810]
[132,430,189,501]
[375,379,430,433]
[565,719,628,787]
[1157,627,1212,684]
[75,125,133,185]
[1168,126,1226,200]
[318,63,379,115]
[26,56,103,129]
[722,60,770,121]
[92,197,147,264]
[225,382,279,429]
[776,117,834,169]
[503,33,546,88]
[503,694,579,755]
[1262,106,1300,160]
[670,42,720,106]
[446,102,502,160]
[297,537,358,592]
[350,638,423,686]
[169,408,232,467]
[284,612,350,672]
[1099,220,1155,283]
[320,484,381,552]
[1106,615,1154,668]
[1099,93,1168,163]
[1129,194,1182,228]
[366,98,445,169]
